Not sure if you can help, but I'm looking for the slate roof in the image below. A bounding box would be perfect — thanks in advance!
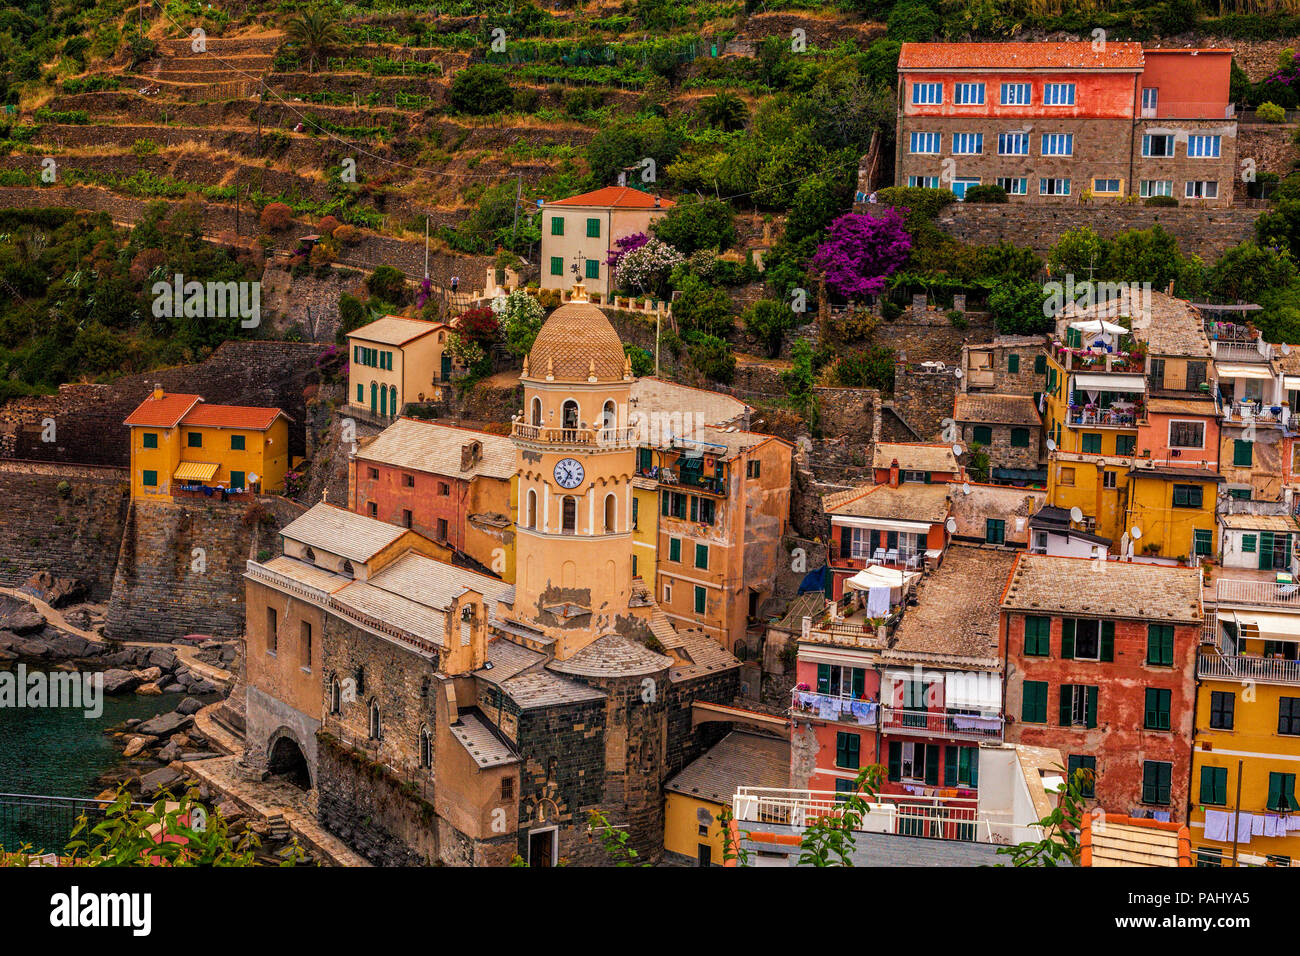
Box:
[650,613,741,681]
[357,418,515,481]
[450,712,519,769]
[629,378,749,429]
[886,546,1018,668]
[346,316,443,346]
[954,393,1040,427]
[499,670,605,709]
[1137,294,1212,358]
[1220,513,1300,532]
[475,637,547,683]
[257,554,354,594]
[898,41,1144,72]
[548,633,673,678]
[526,301,627,383]
[872,442,960,473]
[664,731,789,804]
[365,551,515,621]
[823,482,951,523]
[280,503,410,564]
[1000,553,1203,624]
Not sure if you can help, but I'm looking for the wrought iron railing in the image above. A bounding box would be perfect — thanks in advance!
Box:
[880,706,1005,741]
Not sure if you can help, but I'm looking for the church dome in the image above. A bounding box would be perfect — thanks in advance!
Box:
[526,301,628,383]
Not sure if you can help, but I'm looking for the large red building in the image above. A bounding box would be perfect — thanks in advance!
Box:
[1001,554,1203,821]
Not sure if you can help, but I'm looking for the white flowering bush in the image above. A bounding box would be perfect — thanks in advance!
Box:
[614,238,684,299]
[492,289,545,357]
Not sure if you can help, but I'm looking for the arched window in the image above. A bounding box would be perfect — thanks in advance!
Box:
[328,674,341,715]
[562,399,579,430]
[603,493,616,533]
[368,699,382,741]
[602,400,616,429]
[561,495,577,534]
[341,560,354,578]
[390,384,398,416]
[419,726,433,768]
[369,381,378,413]
[526,488,538,529]
[531,396,543,427]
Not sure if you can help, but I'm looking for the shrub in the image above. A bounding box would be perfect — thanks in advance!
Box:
[650,197,736,254]
[812,210,912,300]
[316,215,341,236]
[333,224,361,244]
[1144,195,1178,208]
[449,65,513,115]
[743,299,797,358]
[259,202,292,232]
[948,310,969,329]
[493,289,545,356]
[512,88,540,113]
[963,184,1008,204]
[686,332,735,383]
[366,265,408,305]
[131,138,159,159]
[673,275,734,338]
[1258,101,1287,123]
[834,347,895,391]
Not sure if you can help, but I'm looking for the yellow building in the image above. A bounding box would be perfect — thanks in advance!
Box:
[347,316,457,419]
[125,388,290,500]
[1124,462,1220,563]
[663,730,789,867]
[632,480,659,594]
[1192,578,1300,866]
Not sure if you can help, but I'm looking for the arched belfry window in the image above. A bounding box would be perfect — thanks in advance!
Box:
[602,400,616,429]
[526,488,538,529]
[562,399,579,430]
[531,396,543,426]
[603,493,616,533]
[561,496,577,534]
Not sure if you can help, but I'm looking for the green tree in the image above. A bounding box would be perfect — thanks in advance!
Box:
[886,0,941,42]
[366,265,408,306]
[784,174,849,247]
[998,766,1093,867]
[698,92,747,132]
[1207,241,1297,304]
[743,299,797,358]
[686,332,735,383]
[673,275,733,338]
[284,7,343,73]
[449,65,514,115]
[650,197,736,255]
[1048,227,1108,280]
[988,279,1050,336]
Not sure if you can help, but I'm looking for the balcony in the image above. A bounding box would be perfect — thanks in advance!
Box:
[791,690,878,727]
[1214,578,1300,609]
[1198,651,1300,686]
[733,787,997,843]
[1054,341,1146,375]
[798,610,892,649]
[1067,405,1143,429]
[511,421,638,448]
[880,706,1005,742]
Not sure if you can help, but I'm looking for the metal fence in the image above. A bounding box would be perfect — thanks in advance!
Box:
[0,793,148,856]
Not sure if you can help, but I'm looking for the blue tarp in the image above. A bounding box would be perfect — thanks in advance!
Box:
[798,565,827,594]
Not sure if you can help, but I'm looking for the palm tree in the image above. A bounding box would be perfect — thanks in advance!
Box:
[284,8,343,74]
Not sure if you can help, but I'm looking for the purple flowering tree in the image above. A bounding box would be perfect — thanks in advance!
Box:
[811,210,912,300]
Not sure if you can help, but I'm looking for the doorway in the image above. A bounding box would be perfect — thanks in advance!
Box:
[528,827,557,867]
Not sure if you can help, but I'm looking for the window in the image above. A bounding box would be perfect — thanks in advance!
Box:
[584,259,599,280]
[1210,691,1234,730]
[903,470,927,483]
[1115,434,1136,456]
[1232,439,1253,467]
[400,473,415,488]
[952,132,983,154]
[907,175,940,188]
[1021,681,1048,723]
[357,384,363,403]
[1068,755,1097,797]
[1043,83,1075,106]
[420,727,433,769]
[329,675,341,715]
[1060,683,1099,728]
[1092,178,1121,194]
[1102,470,1117,489]
[1200,766,1228,806]
[1141,87,1158,112]
[1142,134,1174,157]
[300,620,312,667]
[1146,624,1174,666]
[954,82,985,105]
[1279,697,1300,736]
[1001,82,1031,105]
[694,585,706,615]
[815,663,866,697]
[1024,616,1050,656]
[436,517,448,540]
[997,132,1029,155]
[230,434,246,451]
[1140,179,1173,198]
[1058,466,1075,486]
[1039,178,1071,196]
[1185,180,1219,200]
[549,256,563,276]
[1034,354,1046,374]
[142,469,158,487]
[586,217,600,238]
[1005,353,1020,374]
[1267,772,1298,811]
[266,606,277,653]
[663,580,672,604]
[912,82,941,105]
[367,501,377,517]
[1063,618,1112,661]
[996,177,1028,195]
[1197,847,1224,867]
[985,519,1005,545]
[1081,433,1101,454]
[746,459,761,479]
[1168,420,1204,449]
[1231,490,1252,504]
[550,215,564,235]
[525,488,537,529]
[972,425,992,445]
[1041,133,1073,156]
[694,543,709,570]
[368,699,382,741]
[187,432,202,448]
[835,732,861,770]
[437,481,450,496]
[669,537,681,562]
[603,493,616,533]
[631,496,638,530]
[1142,761,1172,805]
[1144,688,1171,730]
[910,131,940,154]
[1172,484,1203,508]
[889,741,940,785]
[142,432,158,449]
[402,509,413,529]
[1188,134,1221,158]
[561,496,577,534]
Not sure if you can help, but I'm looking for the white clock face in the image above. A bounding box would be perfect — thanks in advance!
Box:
[554,458,585,489]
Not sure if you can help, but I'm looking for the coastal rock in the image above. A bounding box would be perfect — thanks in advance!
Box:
[16,640,51,658]
[4,606,45,635]
[137,682,163,696]
[156,742,181,763]
[137,711,192,736]
[43,632,91,658]
[161,683,186,693]
[139,766,183,795]
[122,735,157,758]
[133,666,163,683]
[147,647,177,671]
[102,669,140,695]
[220,645,237,664]
[0,649,15,661]
[23,571,89,608]
[190,679,219,695]
[176,697,204,716]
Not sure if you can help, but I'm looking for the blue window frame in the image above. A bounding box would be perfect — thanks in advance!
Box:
[998,132,1029,155]
[1042,133,1073,156]
[907,175,939,188]
[1188,135,1221,158]
[952,132,983,154]
[909,131,940,154]
[1000,82,1031,105]
[954,82,985,105]
[1043,83,1075,106]
[912,82,941,105]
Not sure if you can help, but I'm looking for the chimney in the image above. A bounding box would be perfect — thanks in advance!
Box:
[152,385,164,400]
[442,593,487,675]
[889,458,900,488]
[654,195,661,209]
[460,441,481,471]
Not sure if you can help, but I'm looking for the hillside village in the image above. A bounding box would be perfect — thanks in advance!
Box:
[6,1,1300,872]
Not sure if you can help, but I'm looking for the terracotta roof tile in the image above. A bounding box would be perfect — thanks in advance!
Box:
[824,482,952,523]
[871,442,960,473]
[547,186,675,209]
[346,316,443,346]
[182,403,285,430]
[526,301,627,383]
[124,392,202,428]
[899,41,1144,72]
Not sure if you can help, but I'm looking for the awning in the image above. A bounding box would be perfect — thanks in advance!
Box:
[1285,376,1300,392]
[1072,372,1146,391]
[1216,363,1273,380]
[833,515,936,534]
[173,461,219,482]
[945,671,1002,710]
[1070,319,1126,335]
[1233,610,1300,643]
[846,566,921,591]
[992,467,1048,481]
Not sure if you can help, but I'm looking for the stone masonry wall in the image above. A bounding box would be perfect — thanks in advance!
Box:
[665,669,741,780]
[893,364,960,441]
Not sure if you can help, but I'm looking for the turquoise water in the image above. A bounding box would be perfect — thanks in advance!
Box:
[0,668,193,852]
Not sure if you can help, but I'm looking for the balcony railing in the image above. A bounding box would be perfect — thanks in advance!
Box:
[1198,652,1300,686]
[1213,341,1272,363]
[511,421,637,447]
[651,462,729,496]
[880,706,1005,742]
[1067,407,1141,428]
[800,615,889,649]
[1057,347,1146,375]
[1215,578,1300,608]
[791,690,879,726]
[732,786,999,843]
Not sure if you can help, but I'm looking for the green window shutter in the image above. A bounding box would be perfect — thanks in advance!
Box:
[923,471,932,483]
[944,745,958,786]
[840,528,852,559]
[1195,528,1212,556]
[231,435,245,450]
[695,543,708,570]
[1268,772,1284,811]
[586,217,600,238]
[585,258,599,280]
[143,470,157,487]
[1147,625,1173,665]
[1086,686,1098,728]
[1099,620,1114,662]
[1022,680,1046,722]
[661,491,669,516]
[550,256,563,276]
[669,537,680,562]
[1242,534,1257,553]
[1061,618,1075,659]
[888,741,902,781]
[1082,433,1101,454]
[1025,616,1050,656]
[694,585,706,614]
[973,425,992,445]
[1200,767,1226,805]
[1116,434,1135,455]
[690,496,698,521]
[966,747,979,788]
[1059,684,1074,726]
[1008,354,1020,373]
[187,431,202,448]
[816,663,830,693]
[550,215,564,235]
[851,668,865,698]
[1011,428,1030,448]
[1234,440,1253,467]
[924,745,940,786]
[1034,354,1046,374]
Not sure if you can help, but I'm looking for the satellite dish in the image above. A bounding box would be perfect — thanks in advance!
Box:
[1285,343,1292,356]
[1131,527,1143,539]
[1046,438,1057,451]
[945,517,957,533]
[952,444,964,457]
[954,368,963,379]
[961,483,971,495]
[1069,506,1083,523]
